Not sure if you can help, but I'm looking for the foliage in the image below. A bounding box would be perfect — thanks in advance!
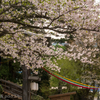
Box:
[66,29,100,100]
[0,85,3,94]
[54,44,67,51]
[71,89,93,100]
[0,57,22,83]
[1,0,100,99]
[0,33,65,71]
[31,93,45,100]
[51,38,68,43]
[51,57,82,84]
[50,57,82,94]
[71,88,98,100]
[0,0,99,70]
[0,85,3,100]
[37,68,50,99]
[0,0,96,37]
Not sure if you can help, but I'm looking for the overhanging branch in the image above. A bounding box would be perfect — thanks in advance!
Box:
[0,19,76,34]
[80,28,100,32]
[47,6,83,27]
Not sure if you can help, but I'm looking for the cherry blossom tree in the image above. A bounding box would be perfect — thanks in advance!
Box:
[0,33,65,71]
[0,0,98,37]
[0,0,100,71]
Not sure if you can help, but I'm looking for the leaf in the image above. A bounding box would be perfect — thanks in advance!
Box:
[73,6,79,9]
[15,0,19,3]
[0,8,3,13]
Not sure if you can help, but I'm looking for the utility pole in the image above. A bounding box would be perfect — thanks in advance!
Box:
[22,66,30,100]
[22,66,41,100]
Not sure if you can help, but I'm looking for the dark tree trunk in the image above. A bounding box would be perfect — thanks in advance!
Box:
[0,56,1,66]
[9,60,14,81]
[58,80,62,94]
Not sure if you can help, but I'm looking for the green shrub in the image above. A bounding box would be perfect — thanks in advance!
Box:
[31,94,45,100]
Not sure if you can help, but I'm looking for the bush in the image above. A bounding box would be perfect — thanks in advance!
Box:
[31,93,45,100]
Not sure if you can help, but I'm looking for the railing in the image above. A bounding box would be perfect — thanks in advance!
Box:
[0,79,22,100]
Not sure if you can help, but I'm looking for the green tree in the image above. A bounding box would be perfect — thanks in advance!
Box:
[0,57,22,83]
[37,68,50,99]
[50,57,82,94]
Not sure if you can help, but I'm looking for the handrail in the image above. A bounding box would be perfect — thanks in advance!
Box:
[0,79,22,89]
[0,79,43,100]
[0,79,22,100]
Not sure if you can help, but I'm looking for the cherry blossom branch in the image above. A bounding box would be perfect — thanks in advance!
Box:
[0,2,25,15]
[0,29,14,37]
[47,6,83,27]
[80,28,100,32]
[0,19,77,34]
[33,50,56,57]
[14,12,51,21]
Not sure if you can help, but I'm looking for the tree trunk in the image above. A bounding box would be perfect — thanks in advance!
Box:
[0,56,1,66]
[58,80,62,94]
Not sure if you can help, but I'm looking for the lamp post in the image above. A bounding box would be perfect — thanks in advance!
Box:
[22,66,30,100]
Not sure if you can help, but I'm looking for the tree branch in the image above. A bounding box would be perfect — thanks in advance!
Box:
[33,50,56,57]
[0,19,76,34]
[80,28,100,32]
[17,13,51,20]
[47,6,83,27]
[0,2,23,15]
